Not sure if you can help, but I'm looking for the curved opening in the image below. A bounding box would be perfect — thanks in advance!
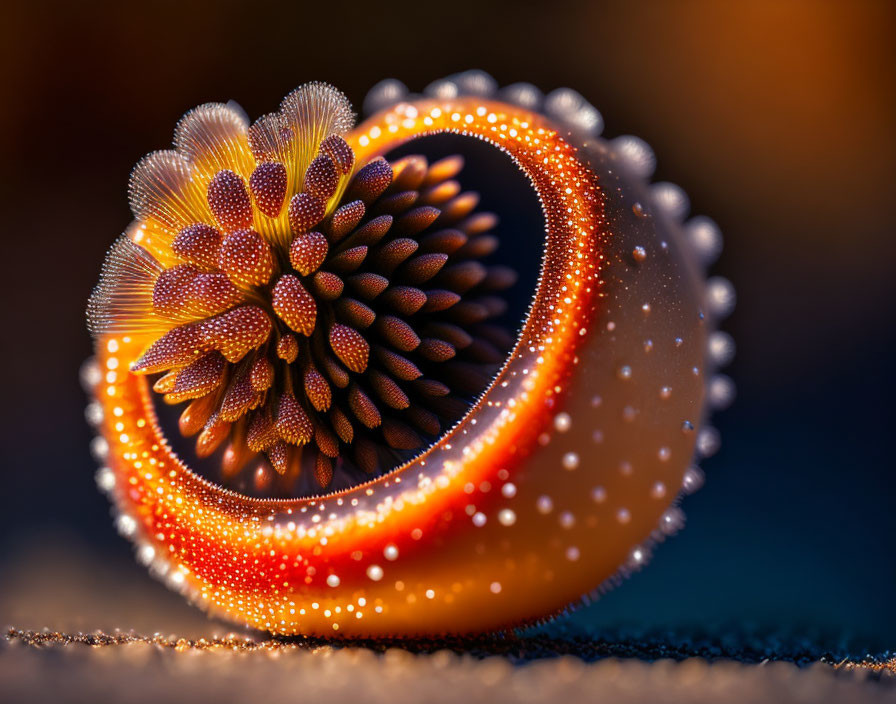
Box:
[151,133,545,499]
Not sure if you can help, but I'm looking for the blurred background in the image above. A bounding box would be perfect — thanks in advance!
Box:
[1,0,893,653]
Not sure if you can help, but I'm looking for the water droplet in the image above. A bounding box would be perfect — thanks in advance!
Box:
[498,509,516,526]
[554,413,571,432]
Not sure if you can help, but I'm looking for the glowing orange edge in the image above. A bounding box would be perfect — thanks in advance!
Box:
[92,97,605,635]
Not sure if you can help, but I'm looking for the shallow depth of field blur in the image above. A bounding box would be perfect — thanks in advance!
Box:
[0,0,894,652]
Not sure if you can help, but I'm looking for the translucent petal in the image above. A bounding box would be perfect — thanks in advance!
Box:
[174,103,255,183]
[86,234,170,336]
[248,112,291,165]
[129,150,210,235]
[279,82,354,195]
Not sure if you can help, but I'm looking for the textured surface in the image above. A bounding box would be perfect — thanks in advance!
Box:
[3,639,894,704]
[2,539,893,703]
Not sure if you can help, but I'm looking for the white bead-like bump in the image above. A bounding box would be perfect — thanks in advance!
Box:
[94,466,115,493]
[651,182,690,221]
[498,509,516,526]
[682,466,705,494]
[561,452,580,470]
[611,135,657,178]
[706,276,737,319]
[363,79,408,115]
[500,82,544,110]
[708,331,736,367]
[554,412,571,432]
[696,427,721,458]
[686,215,724,266]
[708,374,736,409]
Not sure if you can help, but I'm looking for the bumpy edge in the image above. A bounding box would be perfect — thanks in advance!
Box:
[82,70,735,622]
[362,69,736,628]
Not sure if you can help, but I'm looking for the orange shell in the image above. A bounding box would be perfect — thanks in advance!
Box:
[86,84,727,636]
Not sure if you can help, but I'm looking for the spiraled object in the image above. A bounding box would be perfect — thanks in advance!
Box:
[85,71,733,636]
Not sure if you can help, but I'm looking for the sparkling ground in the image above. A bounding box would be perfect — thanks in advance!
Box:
[2,536,892,703]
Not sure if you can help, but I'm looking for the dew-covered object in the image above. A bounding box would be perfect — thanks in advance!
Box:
[85,71,734,636]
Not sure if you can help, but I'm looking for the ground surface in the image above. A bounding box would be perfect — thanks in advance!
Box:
[2,537,893,703]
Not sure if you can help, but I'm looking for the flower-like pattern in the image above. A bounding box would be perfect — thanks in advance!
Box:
[89,83,515,495]
[85,72,732,637]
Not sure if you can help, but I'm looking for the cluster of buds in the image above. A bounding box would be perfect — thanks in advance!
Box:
[90,84,515,495]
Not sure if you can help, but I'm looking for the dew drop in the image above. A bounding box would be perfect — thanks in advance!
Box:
[554,413,571,432]
[498,509,516,526]
[562,452,580,470]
